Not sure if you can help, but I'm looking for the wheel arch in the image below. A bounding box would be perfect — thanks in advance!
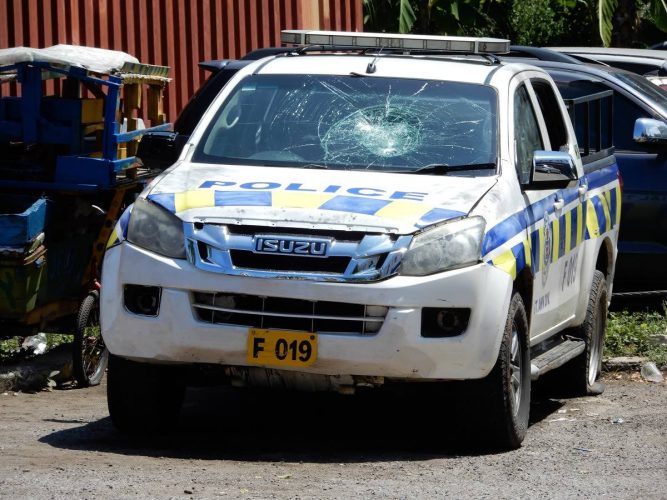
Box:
[513,266,534,327]
[595,236,615,295]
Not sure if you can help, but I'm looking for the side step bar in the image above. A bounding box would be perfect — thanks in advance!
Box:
[530,338,585,381]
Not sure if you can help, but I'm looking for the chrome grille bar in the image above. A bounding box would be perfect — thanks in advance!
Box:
[192,303,384,322]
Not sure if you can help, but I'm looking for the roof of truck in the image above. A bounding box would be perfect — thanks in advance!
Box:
[249,52,545,89]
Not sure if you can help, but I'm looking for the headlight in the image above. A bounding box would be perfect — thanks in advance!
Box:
[400,216,485,276]
[126,197,186,259]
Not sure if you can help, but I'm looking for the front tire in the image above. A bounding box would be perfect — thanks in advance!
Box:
[468,292,531,449]
[107,354,185,435]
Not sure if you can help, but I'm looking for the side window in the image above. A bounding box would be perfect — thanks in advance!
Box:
[554,79,613,155]
[514,85,543,185]
[554,77,649,153]
[612,94,646,151]
[530,80,568,151]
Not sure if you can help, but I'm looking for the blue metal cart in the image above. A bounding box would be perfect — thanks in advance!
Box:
[0,45,171,386]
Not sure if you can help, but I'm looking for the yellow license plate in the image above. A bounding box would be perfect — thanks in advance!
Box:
[247,329,318,368]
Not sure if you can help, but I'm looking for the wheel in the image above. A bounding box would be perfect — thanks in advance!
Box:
[467,292,531,449]
[107,354,185,435]
[73,291,108,387]
[563,270,607,396]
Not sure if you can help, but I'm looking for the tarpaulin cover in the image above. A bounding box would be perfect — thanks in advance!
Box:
[0,44,139,74]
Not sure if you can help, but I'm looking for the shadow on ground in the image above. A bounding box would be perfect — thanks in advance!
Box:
[39,380,566,462]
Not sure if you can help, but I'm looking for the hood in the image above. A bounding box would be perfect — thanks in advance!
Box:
[146,163,497,234]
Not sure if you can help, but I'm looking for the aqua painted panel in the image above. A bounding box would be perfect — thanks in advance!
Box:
[0,196,47,246]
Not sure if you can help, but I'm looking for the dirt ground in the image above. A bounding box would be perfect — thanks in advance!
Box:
[0,375,665,499]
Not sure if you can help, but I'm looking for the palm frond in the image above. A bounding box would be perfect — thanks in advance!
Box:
[598,0,618,47]
[652,0,667,33]
[398,0,417,33]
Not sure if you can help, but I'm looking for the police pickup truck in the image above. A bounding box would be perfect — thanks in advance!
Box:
[101,31,620,449]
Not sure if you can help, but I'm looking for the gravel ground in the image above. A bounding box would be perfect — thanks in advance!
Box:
[0,375,665,499]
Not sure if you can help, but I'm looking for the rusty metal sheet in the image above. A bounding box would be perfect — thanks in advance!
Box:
[0,0,363,122]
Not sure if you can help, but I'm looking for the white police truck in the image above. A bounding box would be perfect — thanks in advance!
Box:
[102,31,620,448]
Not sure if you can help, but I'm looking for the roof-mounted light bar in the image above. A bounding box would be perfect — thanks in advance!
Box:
[281,30,510,54]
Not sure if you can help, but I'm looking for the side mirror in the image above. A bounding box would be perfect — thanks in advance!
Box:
[136,131,179,170]
[531,150,578,186]
[633,118,667,146]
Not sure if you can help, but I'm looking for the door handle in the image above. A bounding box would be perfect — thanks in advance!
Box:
[554,198,564,211]
[578,184,588,201]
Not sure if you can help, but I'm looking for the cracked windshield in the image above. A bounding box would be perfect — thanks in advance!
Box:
[195,74,498,175]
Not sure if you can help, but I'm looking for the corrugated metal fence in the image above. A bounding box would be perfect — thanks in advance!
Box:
[0,0,363,121]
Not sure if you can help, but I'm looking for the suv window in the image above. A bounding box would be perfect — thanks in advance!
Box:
[611,71,667,113]
[193,74,498,174]
[531,79,568,151]
[554,77,649,152]
[174,64,246,134]
[514,84,543,184]
[610,93,649,151]
[607,60,663,76]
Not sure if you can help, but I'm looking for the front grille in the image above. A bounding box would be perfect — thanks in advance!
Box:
[229,250,350,273]
[225,224,374,243]
[186,222,412,282]
[192,292,388,335]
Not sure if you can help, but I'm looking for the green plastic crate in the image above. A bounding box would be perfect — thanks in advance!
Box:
[0,246,47,318]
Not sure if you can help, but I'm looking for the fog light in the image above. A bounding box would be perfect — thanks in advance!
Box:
[212,293,236,322]
[366,305,389,317]
[364,305,388,334]
[421,308,470,338]
[212,294,236,309]
[363,320,383,334]
[124,285,162,316]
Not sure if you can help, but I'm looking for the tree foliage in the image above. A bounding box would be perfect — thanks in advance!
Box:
[649,0,667,31]
[598,0,619,46]
[363,0,501,36]
[511,0,566,46]
[399,0,417,33]
[363,0,667,47]
[363,0,417,33]
[594,0,667,46]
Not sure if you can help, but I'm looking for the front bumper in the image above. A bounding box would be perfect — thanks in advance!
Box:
[101,242,512,380]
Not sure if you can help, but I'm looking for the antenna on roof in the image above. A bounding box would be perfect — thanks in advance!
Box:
[367,45,385,74]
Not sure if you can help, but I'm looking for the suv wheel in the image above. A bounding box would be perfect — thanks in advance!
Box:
[467,292,531,449]
[563,270,607,396]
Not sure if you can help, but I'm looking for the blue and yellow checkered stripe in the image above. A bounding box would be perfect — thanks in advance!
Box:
[486,166,620,280]
[147,190,466,229]
[106,205,132,249]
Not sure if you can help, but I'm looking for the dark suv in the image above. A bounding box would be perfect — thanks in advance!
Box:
[506,47,667,295]
[548,46,667,89]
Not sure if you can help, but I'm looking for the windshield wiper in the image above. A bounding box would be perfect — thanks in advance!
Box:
[409,162,497,175]
[302,163,329,169]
